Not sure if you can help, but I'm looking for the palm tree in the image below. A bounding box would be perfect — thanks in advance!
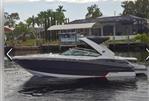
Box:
[92,6,102,18]
[85,4,102,19]
[56,5,66,12]
[51,11,57,25]
[28,6,67,42]
[47,9,53,27]
[86,6,94,19]
[121,1,135,16]
[37,11,44,27]
[26,16,41,46]
[34,17,40,27]
[56,5,66,25]
[37,11,49,41]
[26,17,33,28]
[46,9,54,41]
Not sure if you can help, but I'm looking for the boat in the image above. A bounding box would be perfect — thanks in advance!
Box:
[12,37,136,80]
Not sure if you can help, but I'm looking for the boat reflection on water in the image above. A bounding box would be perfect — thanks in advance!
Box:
[18,76,138,97]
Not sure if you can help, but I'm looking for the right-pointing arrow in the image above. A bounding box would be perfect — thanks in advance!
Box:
[146,48,149,61]
[6,48,13,61]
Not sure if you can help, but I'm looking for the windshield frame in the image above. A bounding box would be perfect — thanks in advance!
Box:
[61,47,101,57]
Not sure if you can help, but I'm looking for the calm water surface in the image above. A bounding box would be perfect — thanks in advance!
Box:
[4,52,149,101]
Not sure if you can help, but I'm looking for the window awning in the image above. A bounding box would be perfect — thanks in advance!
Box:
[48,23,95,31]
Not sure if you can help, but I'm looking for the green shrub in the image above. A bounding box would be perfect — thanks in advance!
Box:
[134,33,149,43]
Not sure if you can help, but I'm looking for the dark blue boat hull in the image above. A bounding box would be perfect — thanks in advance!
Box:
[14,58,135,78]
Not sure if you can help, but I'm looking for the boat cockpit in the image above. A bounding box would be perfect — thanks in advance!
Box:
[62,47,100,57]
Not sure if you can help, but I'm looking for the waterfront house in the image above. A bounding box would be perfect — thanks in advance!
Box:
[4,26,14,33]
[59,32,81,46]
[48,15,149,40]
[4,26,15,41]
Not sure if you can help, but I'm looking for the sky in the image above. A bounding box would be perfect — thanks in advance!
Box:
[4,0,136,22]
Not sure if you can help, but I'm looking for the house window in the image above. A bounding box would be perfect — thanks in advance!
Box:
[103,25,113,36]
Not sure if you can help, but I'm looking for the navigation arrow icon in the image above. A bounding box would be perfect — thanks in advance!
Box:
[146,48,149,61]
[6,48,13,61]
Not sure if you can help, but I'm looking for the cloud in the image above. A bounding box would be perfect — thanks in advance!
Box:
[5,0,24,3]
[29,0,41,1]
[58,0,136,3]
[57,0,99,3]
[5,0,136,3]
[46,0,137,3]
[5,0,40,3]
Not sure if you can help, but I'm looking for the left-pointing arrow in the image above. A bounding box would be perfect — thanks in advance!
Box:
[6,48,13,61]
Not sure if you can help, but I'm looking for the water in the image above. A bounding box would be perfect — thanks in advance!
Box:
[4,52,149,101]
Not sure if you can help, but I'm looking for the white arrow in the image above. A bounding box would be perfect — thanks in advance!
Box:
[146,48,149,61]
[6,48,12,61]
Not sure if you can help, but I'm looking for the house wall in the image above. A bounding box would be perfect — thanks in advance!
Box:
[48,28,92,41]
[47,16,149,41]
[116,23,133,36]
[92,20,147,37]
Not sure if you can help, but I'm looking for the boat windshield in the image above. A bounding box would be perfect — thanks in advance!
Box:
[62,48,100,57]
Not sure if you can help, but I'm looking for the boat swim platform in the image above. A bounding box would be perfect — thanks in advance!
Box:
[135,67,148,76]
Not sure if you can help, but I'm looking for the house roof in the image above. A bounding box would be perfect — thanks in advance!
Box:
[48,15,148,31]
[48,23,95,31]
[4,26,14,33]
[69,15,146,24]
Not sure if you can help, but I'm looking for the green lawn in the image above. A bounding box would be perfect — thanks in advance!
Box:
[6,39,36,46]
[21,39,36,46]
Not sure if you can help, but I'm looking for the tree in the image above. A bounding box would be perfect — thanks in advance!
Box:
[47,9,53,27]
[121,0,149,18]
[36,11,49,41]
[37,11,47,27]
[85,4,102,19]
[26,17,33,28]
[4,12,20,27]
[29,5,66,28]
[24,5,67,42]
[121,1,135,15]
[56,5,66,24]
[14,22,30,41]
[135,0,149,18]
[34,17,40,27]
[4,12,9,25]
